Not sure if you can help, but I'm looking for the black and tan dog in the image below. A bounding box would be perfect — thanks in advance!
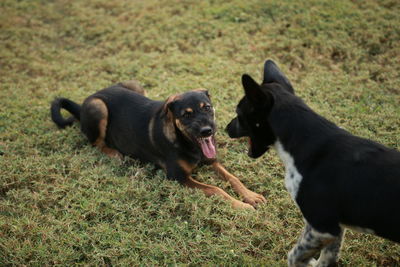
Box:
[51,80,266,210]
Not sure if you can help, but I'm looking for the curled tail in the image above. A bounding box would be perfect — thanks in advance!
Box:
[51,98,81,129]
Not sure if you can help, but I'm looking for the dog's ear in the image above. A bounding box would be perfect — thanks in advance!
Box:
[242,74,269,106]
[202,89,210,99]
[193,88,210,99]
[262,60,294,94]
[163,94,179,114]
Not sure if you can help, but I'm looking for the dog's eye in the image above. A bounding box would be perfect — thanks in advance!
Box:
[203,105,211,111]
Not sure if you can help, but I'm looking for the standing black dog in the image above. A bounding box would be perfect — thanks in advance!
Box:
[51,80,266,210]
[226,60,400,266]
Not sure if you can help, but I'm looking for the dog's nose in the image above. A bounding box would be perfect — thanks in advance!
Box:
[200,127,213,137]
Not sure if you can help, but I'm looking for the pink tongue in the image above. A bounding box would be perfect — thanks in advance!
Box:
[199,137,216,159]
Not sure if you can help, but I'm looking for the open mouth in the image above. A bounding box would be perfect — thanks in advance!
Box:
[197,135,216,159]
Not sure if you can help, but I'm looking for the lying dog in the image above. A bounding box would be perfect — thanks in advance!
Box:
[226,60,400,266]
[51,80,266,210]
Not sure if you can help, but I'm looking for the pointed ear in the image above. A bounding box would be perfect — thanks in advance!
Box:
[242,74,267,106]
[263,60,294,94]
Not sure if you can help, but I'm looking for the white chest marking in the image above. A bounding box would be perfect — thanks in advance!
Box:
[274,141,303,201]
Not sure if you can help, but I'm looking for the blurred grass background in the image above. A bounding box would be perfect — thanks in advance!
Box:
[0,0,399,265]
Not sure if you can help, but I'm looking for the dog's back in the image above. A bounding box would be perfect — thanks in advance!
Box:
[332,136,400,241]
[82,85,163,161]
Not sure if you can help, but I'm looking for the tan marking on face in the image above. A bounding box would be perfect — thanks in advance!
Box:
[175,119,191,139]
[185,108,193,113]
[177,159,195,175]
[199,102,205,108]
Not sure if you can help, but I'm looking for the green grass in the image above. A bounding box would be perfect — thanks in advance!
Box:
[1,0,399,265]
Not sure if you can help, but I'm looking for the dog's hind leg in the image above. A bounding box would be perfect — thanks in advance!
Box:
[81,98,122,159]
[288,223,339,267]
[212,162,266,207]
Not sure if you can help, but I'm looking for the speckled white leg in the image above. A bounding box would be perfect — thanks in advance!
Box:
[288,223,337,267]
[313,229,344,267]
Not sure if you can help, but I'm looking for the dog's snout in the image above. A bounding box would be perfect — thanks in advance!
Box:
[200,126,213,137]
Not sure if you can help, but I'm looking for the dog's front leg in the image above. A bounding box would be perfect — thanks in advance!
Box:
[167,160,255,210]
[288,223,338,267]
[312,228,344,267]
[211,162,266,207]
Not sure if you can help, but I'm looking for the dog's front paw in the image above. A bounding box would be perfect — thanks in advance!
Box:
[232,200,256,210]
[288,248,317,267]
[110,151,123,160]
[243,190,267,207]
[102,147,123,160]
[308,258,318,267]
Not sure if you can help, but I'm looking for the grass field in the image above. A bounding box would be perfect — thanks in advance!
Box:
[1,0,399,265]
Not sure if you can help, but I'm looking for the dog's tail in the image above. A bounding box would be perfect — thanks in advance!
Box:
[50,98,81,129]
